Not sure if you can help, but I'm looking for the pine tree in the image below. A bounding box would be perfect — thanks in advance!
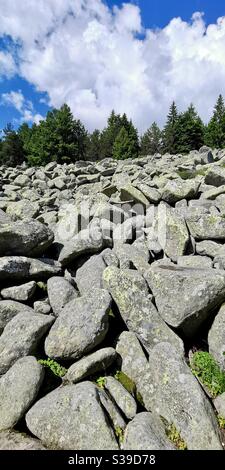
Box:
[140,122,162,155]
[176,104,204,153]
[100,110,123,159]
[162,102,179,154]
[112,125,139,160]
[0,124,24,166]
[86,130,102,161]
[205,95,225,148]
[26,104,88,166]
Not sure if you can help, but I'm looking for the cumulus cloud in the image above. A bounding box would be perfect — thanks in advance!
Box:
[0,1,225,131]
[0,50,16,79]
[1,90,43,124]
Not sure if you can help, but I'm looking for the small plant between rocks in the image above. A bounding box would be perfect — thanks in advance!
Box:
[166,423,187,450]
[190,351,225,398]
[38,358,67,378]
[115,426,124,444]
[218,415,225,429]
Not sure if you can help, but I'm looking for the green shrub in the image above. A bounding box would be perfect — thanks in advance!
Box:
[190,351,225,398]
[38,358,67,378]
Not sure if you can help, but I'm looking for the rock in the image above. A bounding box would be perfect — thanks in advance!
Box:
[120,184,150,206]
[162,180,199,203]
[1,281,36,302]
[186,212,225,240]
[64,347,118,383]
[33,300,51,315]
[26,382,118,450]
[6,200,39,221]
[196,240,225,258]
[104,376,137,420]
[116,331,153,409]
[59,220,104,266]
[0,220,54,256]
[103,266,183,354]
[0,430,46,450]
[214,393,225,419]
[177,255,213,268]
[146,342,222,450]
[145,262,225,336]
[0,312,54,374]
[135,184,161,203]
[157,204,190,261]
[123,412,174,450]
[47,277,78,316]
[113,241,149,272]
[0,356,44,430]
[0,256,62,282]
[45,289,111,360]
[205,166,225,187]
[208,303,225,370]
[14,174,30,187]
[0,300,34,333]
[99,388,127,431]
[75,253,106,295]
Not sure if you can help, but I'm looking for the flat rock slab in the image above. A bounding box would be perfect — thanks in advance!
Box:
[26,382,118,450]
[0,312,54,374]
[64,347,118,383]
[123,412,175,450]
[103,266,183,354]
[75,252,106,295]
[145,263,225,336]
[162,180,199,203]
[45,289,111,360]
[186,212,225,240]
[0,356,44,430]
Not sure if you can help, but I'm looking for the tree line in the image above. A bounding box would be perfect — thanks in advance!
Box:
[0,95,225,166]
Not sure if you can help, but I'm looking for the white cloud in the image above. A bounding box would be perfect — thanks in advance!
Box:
[0,1,225,131]
[0,50,16,78]
[1,90,43,124]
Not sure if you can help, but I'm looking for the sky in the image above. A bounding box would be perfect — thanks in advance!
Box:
[0,0,225,134]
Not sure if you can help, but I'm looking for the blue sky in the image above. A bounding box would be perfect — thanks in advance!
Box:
[0,0,225,133]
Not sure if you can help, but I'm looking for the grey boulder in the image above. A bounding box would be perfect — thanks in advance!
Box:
[0,312,54,374]
[122,412,174,450]
[47,276,78,316]
[0,356,44,430]
[26,382,118,450]
[0,220,54,256]
[45,289,111,360]
[64,347,118,383]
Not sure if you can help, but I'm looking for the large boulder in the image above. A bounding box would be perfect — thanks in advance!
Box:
[0,356,44,430]
[104,376,137,420]
[103,266,183,354]
[45,289,111,360]
[1,281,36,302]
[145,262,225,336]
[0,220,54,256]
[162,179,199,203]
[122,412,174,450]
[0,300,34,333]
[186,212,225,240]
[0,312,54,374]
[75,252,106,295]
[26,382,118,450]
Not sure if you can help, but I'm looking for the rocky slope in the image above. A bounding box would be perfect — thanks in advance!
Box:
[0,146,225,449]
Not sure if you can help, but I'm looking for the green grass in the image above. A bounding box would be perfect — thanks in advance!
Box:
[38,358,67,378]
[190,351,225,398]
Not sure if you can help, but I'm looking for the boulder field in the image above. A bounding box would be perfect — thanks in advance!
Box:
[1,146,225,449]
